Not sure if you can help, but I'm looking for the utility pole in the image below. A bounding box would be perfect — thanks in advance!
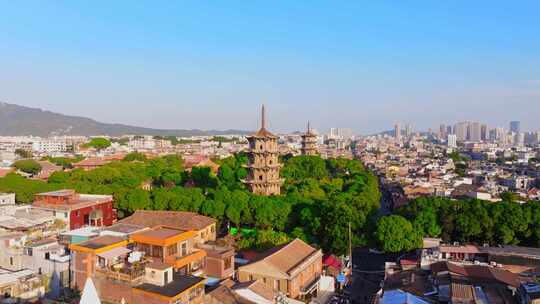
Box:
[348,221,352,268]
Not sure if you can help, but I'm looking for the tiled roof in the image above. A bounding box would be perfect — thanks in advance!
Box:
[239,239,321,279]
[119,210,216,231]
[233,279,275,301]
[265,239,319,274]
[439,245,480,254]
[451,283,475,300]
[206,284,256,304]
[73,157,110,167]
[431,261,521,288]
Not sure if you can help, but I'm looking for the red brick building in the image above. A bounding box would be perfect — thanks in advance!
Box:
[33,190,116,230]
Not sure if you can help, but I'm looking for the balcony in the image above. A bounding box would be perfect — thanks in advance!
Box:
[166,249,207,271]
[95,263,146,284]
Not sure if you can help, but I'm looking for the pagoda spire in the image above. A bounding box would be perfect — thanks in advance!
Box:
[261,104,266,130]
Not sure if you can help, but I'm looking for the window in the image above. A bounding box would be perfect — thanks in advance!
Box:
[224,256,232,270]
[164,271,169,284]
[139,244,150,255]
[9,257,13,266]
[151,245,163,259]
[167,244,177,256]
[45,252,50,260]
[181,242,187,256]
[98,257,106,268]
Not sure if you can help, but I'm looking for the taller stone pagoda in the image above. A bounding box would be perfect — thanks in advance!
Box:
[243,105,283,196]
[301,121,318,155]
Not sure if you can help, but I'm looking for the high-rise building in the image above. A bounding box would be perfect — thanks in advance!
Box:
[515,132,525,147]
[454,122,468,142]
[494,127,506,143]
[510,121,521,134]
[405,124,412,138]
[329,128,339,139]
[301,122,318,156]
[243,105,283,196]
[328,128,353,140]
[447,125,453,135]
[447,134,457,148]
[470,122,481,142]
[394,123,401,140]
[480,124,488,141]
[439,124,447,138]
[338,128,353,140]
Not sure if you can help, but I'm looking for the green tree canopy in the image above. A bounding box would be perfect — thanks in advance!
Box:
[375,215,422,253]
[13,159,42,175]
[83,137,111,150]
[123,152,147,162]
[14,148,32,158]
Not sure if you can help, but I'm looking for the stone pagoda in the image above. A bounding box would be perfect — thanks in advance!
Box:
[301,121,318,156]
[243,105,283,196]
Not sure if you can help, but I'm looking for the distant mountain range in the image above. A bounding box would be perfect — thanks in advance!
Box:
[0,102,251,137]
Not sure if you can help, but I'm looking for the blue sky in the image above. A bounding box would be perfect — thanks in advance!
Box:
[1,1,539,134]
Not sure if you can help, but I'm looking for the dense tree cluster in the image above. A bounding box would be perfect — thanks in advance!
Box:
[0,173,55,203]
[0,153,380,254]
[396,196,540,248]
[13,159,42,175]
[82,137,111,150]
[123,152,147,162]
[43,156,84,169]
[14,148,32,158]
[375,215,422,253]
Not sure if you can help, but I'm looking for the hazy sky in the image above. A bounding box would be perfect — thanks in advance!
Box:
[1,1,539,134]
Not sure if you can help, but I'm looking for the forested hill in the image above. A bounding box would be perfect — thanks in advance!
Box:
[0,102,249,136]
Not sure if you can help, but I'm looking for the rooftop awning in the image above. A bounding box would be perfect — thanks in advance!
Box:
[97,246,131,260]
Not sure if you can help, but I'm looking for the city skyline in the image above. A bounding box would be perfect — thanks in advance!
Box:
[1,2,540,133]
